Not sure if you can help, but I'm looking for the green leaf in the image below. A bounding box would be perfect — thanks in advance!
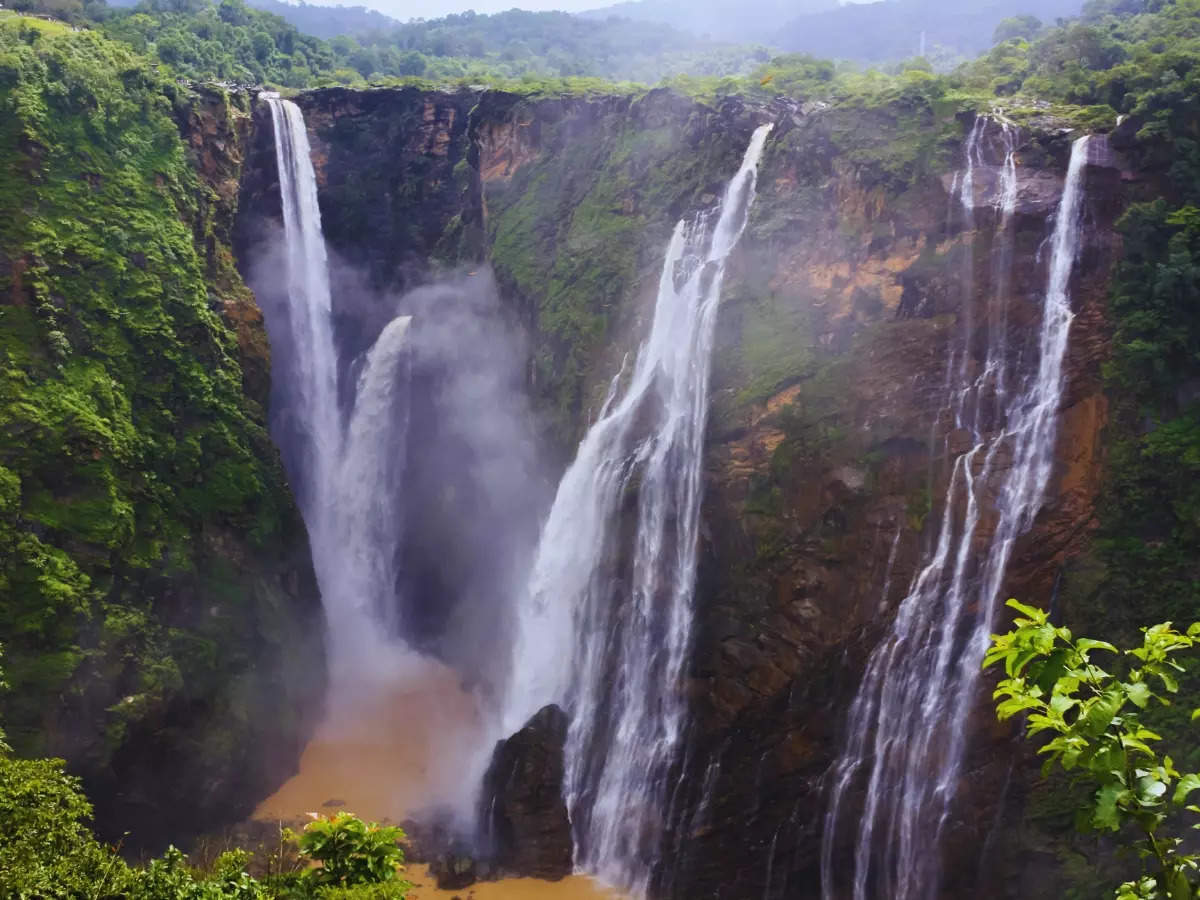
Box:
[1094,783,1126,832]
[1127,681,1152,709]
[1006,598,1047,622]
[1175,774,1200,806]
[1079,638,1119,656]
[1082,688,1126,738]
[1168,867,1192,900]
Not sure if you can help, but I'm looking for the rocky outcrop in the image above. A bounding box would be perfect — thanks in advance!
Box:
[479,704,573,881]
[174,85,272,409]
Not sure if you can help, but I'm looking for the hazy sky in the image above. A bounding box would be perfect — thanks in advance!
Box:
[368,0,622,17]
[334,0,872,24]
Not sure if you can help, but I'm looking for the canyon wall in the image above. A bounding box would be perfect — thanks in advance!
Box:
[231,84,1141,896]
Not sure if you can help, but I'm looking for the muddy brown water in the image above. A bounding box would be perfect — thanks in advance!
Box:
[253,657,623,900]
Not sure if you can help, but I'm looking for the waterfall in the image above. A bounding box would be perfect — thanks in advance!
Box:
[331,315,413,667]
[502,123,773,894]
[820,130,1092,900]
[267,96,340,511]
[267,95,412,689]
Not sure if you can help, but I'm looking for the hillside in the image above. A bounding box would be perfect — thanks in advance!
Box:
[585,0,1088,64]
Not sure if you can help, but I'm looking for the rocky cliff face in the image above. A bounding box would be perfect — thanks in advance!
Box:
[668,119,1126,900]
[0,48,324,850]
[234,85,1133,897]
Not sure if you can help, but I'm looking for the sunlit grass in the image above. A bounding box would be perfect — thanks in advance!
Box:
[0,12,77,36]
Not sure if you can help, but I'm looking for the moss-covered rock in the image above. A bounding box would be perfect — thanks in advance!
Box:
[0,22,322,847]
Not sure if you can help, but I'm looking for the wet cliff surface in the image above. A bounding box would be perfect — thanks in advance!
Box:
[233,85,1145,896]
[0,49,324,850]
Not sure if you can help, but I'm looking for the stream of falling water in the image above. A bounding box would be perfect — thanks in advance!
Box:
[501,124,772,896]
[820,128,1093,900]
[259,94,626,900]
[266,95,416,688]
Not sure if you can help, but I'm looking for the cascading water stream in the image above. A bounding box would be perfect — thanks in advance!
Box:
[267,96,340,517]
[820,129,1092,900]
[267,96,413,688]
[331,315,413,667]
[502,123,773,895]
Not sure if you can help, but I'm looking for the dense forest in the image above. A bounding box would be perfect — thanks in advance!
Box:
[6,0,772,85]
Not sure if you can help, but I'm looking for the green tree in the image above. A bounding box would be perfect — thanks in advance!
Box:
[986,600,1200,898]
[288,812,409,890]
[993,14,1043,43]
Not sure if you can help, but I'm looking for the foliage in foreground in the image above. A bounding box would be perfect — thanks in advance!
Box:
[0,649,405,900]
[987,600,1200,898]
[0,743,409,899]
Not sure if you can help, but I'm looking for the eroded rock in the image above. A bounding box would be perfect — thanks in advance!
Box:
[479,704,573,881]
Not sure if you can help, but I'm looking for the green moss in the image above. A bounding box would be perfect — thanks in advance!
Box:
[485,92,747,444]
[0,21,313,785]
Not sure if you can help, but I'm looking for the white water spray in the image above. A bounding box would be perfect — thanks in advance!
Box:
[503,124,773,894]
[820,130,1092,900]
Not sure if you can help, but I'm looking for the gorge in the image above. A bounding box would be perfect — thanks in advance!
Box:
[3,4,1200,899]
[233,86,1125,898]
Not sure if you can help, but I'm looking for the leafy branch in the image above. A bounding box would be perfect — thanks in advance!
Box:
[985,599,1200,899]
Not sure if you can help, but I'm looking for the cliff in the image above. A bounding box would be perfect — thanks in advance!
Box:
[0,17,1190,896]
[229,82,1134,897]
[0,25,323,847]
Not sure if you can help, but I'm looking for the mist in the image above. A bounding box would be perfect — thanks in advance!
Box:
[242,186,550,820]
[394,269,549,705]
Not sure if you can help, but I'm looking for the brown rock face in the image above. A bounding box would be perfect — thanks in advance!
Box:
[479,704,574,881]
[657,122,1127,899]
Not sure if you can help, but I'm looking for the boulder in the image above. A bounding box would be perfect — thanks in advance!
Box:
[478,704,573,880]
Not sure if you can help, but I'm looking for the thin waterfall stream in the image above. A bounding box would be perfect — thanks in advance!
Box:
[502,123,773,895]
[820,129,1094,900]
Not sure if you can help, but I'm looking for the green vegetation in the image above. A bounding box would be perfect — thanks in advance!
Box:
[0,9,319,827]
[484,95,749,443]
[0,640,402,897]
[0,751,409,897]
[286,813,408,891]
[1048,0,1200,764]
[9,0,769,88]
[987,602,1200,898]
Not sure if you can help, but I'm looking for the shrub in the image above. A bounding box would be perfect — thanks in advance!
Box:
[288,812,409,890]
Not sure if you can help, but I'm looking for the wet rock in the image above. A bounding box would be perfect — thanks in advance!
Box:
[479,704,573,881]
[432,852,480,890]
[401,812,489,891]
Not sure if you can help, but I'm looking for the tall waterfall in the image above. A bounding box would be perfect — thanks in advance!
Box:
[267,96,412,688]
[502,123,773,894]
[268,96,340,515]
[820,130,1092,900]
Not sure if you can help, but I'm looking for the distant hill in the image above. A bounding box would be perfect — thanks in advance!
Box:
[242,0,399,38]
[580,0,836,43]
[776,0,1087,64]
[584,0,1088,63]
